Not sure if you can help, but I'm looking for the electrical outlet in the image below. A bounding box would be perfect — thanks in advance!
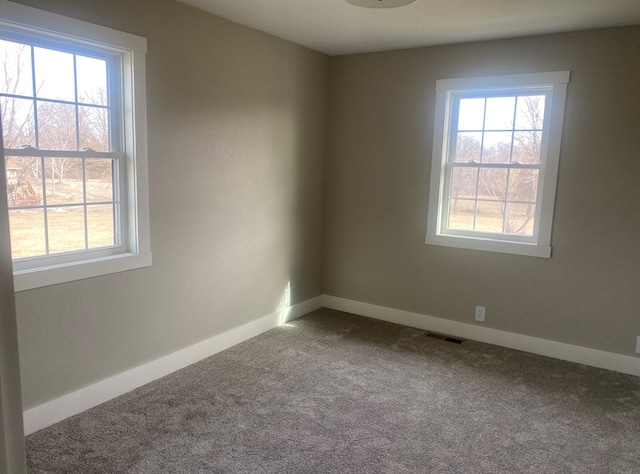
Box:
[475,306,486,322]
[636,336,640,354]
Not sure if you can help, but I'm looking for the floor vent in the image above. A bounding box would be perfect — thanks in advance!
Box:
[424,332,464,344]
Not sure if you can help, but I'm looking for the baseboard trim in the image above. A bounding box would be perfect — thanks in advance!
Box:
[23,295,323,435]
[24,294,639,435]
[322,295,640,377]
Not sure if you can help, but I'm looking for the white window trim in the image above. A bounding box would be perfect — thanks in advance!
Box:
[426,71,570,258]
[0,1,151,291]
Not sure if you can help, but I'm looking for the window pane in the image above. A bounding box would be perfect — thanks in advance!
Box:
[513,131,542,164]
[454,132,481,162]
[448,199,475,231]
[37,101,78,150]
[508,169,539,203]
[475,201,504,233]
[34,47,75,102]
[8,208,46,259]
[44,157,84,204]
[79,106,109,152]
[47,206,85,254]
[505,202,536,236]
[0,39,33,97]
[1,97,35,149]
[76,55,107,106]
[457,98,484,131]
[481,132,512,163]
[484,96,515,131]
[515,95,545,130]
[87,204,115,249]
[450,167,477,200]
[5,156,42,207]
[478,168,507,201]
[85,159,114,202]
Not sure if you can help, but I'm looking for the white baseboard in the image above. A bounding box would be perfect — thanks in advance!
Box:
[24,293,639,435]
[322,295,640,377]
[23,295,323,435]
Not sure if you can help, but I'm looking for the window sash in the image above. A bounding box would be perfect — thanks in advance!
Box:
[6,148,121,159]
[439,88,552,243]
[441,163,544,242]
[6,154,123,264]
[0,29,128,267]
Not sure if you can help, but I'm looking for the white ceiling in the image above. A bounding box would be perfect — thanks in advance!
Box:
[177,0,640,56]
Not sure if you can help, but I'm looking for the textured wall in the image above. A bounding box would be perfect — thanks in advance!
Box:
[10,1,640,412]
[13,0,328,408]
[324,27,640,356]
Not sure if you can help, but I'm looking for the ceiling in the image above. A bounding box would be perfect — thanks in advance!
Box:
[177,0,640,56]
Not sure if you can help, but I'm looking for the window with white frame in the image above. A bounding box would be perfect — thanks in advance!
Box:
[426,71,569,258]
[0,1,151,291]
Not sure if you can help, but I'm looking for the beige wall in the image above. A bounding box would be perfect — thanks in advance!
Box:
[13,0,328,408]
[8,1,640,412]
[324,27,640,356]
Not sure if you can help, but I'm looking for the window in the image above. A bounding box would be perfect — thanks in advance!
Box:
[426,71,570,258]
[0,1,151,290]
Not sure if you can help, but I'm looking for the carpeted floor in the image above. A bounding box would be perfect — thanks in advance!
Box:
[26,308,640,473]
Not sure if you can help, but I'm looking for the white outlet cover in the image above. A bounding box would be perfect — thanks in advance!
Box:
[636,336,640,354]
[475,306,486,322]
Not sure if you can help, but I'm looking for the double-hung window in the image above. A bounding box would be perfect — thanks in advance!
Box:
[426,72,569,258]
[0,1,151,290]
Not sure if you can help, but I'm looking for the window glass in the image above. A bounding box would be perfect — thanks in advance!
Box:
[1,38,118,260]
[446,92,546,238]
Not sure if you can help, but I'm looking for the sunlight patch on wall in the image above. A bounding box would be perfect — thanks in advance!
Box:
[278,281,293,326]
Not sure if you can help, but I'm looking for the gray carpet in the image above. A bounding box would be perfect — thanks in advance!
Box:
[26,308,640,473]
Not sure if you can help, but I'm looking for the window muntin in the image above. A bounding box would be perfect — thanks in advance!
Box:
[426,72,569,258]
[1,36,123,263]
[0,0,151,291]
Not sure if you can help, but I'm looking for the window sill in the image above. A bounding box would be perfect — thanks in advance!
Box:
[425,233,551,258]
[14,252,152,291]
